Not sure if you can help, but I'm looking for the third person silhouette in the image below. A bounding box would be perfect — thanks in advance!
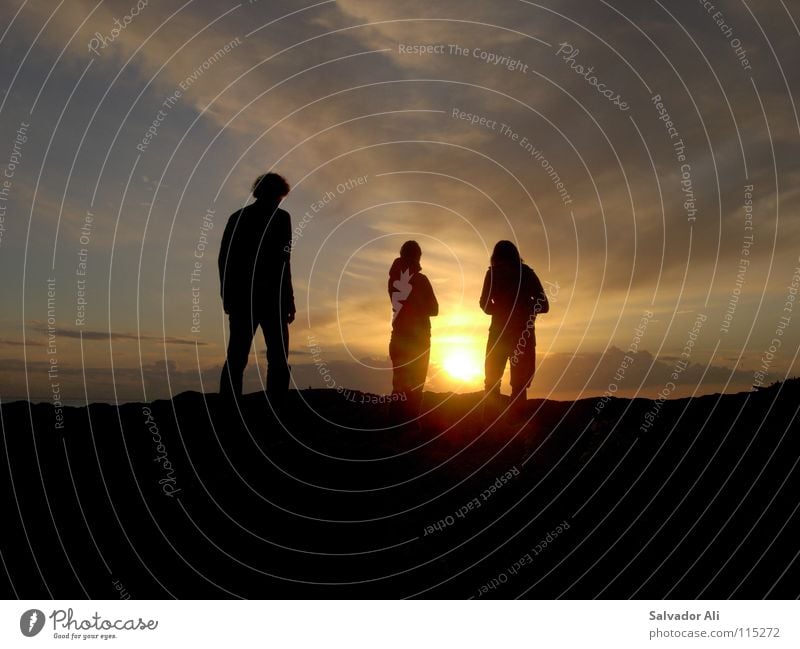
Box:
[480,240,548,417]
[388,240,438,423]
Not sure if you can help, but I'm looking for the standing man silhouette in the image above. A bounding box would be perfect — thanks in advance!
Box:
[218,173,295,397]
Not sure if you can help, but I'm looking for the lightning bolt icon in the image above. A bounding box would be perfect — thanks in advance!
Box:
[28,611,38,632]
[391,268,414,322]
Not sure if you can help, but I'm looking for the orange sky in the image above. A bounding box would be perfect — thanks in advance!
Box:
[0,0,798,403]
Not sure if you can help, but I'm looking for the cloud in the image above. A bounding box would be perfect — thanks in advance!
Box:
[1,0,797,403]
[0,338,41,347]
[28,322,206,346]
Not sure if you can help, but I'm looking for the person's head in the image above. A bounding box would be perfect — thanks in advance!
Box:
[399,240,422,263]
[490,240,522,267]
[252,172,290,201]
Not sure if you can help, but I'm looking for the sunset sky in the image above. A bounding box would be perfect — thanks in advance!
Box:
[1,0,798,403]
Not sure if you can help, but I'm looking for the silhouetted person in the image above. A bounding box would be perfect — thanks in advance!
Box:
[480,240,548,413]
[388,241,438,420]
[219,173,295,397]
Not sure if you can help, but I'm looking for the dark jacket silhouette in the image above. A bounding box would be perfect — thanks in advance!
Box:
[219,200,294,315]
[218,198,295,395]
[389,257,438,336]
[480,260,548,399]
[388,254,438,414]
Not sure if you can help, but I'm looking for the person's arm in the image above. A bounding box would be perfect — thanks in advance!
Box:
[280,211,296,323]
[479,269,493,314]
[422,275,438,317]
[218,214,236,313]
[530,270,549,315]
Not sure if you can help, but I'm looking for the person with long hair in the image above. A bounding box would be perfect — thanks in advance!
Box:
[388,240,438,420]
[480,240,548,413]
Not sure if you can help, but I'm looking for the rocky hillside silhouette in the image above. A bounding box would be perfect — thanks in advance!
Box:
[1,380,798,598]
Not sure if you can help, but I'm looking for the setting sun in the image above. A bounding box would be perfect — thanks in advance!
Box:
[430,311,487,390]
[442,349,483,383]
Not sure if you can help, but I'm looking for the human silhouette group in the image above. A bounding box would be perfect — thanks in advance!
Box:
[219,173,549,420]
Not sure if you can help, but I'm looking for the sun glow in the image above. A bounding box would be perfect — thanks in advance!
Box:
[429,308,487,389]
[442,348,483,383]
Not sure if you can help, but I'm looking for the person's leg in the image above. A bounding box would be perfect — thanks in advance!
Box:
[220,311,257,396]
[406,336,430,418]
[510,325,536,409]
[414,339,431,391]
[262,315,290,394]
[390,332,419,424]
[389,333,404,423]
[483,326,512,422]
[484,326,509,396]
[389,332,408,397]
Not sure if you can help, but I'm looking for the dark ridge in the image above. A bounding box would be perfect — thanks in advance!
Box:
[1,379,798,599]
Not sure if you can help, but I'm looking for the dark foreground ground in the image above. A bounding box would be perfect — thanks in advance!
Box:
[1,380,798,599]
